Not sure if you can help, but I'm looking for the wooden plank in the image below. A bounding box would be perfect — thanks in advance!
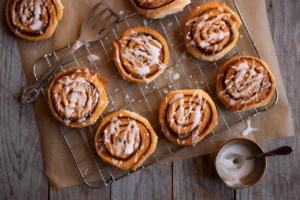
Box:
[1,0,299,199]
[111,164,173,200]
[50,185,110,200]
[236,0,300,199]
[0,0,49,199]
[173,155,234,200]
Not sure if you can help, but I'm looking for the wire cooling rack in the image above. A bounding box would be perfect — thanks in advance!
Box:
[33,0,278,188]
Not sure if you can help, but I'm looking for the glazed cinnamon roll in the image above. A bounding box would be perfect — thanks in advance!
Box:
[95,110,157,170]
[48,67,108,128]
[159,90,218,146]
[130,0,191,19]
[5,0,64,41]
[183,2,241,61]
[216,56,276,112]
[113,27,169,84]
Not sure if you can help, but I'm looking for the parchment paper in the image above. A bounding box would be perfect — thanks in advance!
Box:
[16,0,295,189]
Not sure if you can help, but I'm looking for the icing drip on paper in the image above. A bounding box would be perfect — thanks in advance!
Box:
[86,54,100,64]
[241,119,257,136]
[172,73,180,81]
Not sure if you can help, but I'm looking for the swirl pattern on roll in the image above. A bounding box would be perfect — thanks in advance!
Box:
[113,27,169,84]
[95,110,157,170]
[216,56,276,111]
[159,90,218,146]
[183,2,241,61]
[5,0,64,41]
[130,0,191,19]
[48,67,108,128]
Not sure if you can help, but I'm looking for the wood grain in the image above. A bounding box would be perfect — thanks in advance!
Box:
[236,0,300,199]
[0,0,299,199]
[50,184,110,200]
[173,155,234,200]
[0,0,49,199]
[111,164,172,200]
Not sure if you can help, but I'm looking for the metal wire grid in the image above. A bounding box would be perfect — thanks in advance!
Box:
[32,0,278,188]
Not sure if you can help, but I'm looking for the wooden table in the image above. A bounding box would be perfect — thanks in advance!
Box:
[0,0,299,199]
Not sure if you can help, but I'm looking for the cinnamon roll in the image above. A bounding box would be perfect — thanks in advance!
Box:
[95,110,158,170]
[113,27,169,84]
[130,0,191,19]
[159,90,218,146]
[5,0,64,41]
[216,56,276,112]
[48,67,108,128]
[183,2,241,61]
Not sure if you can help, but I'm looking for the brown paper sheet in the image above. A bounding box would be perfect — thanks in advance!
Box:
[16,0,294,189]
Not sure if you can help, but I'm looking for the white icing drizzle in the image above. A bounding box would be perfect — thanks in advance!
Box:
[134,153,138,163]
[218,7,224,12]
[199,40,210,48]
[241,119,257,136]
[217,73,225,79]
[121,33,165,79]
[113,88,119,93]
[29,0,44,31]
[167,22,173,27]
[178,50,188,62]
[118,161,123,167]
[104,117,140,156]
[143,19,148,26]
[54,69,101,126]
[172,73,180,81]
[112,158,117,166]
[185,8,236,53]
[220,60,272,107]
[168,92,206,144]
[86,54,100,64]
[191,132,199,145]
[16,0,45,31]
[169,93,184,104]
[84,168,89,175]
[73,40,84,50]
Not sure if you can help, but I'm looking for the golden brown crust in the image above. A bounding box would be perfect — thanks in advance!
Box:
[113,27,169,84]
[47,67,108,128]
[159,89,218,146]
[130,0,191,19]
[5,0,64,41]
[216,56,276,112]
[183,2,241,61]
[94,110,158,170]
